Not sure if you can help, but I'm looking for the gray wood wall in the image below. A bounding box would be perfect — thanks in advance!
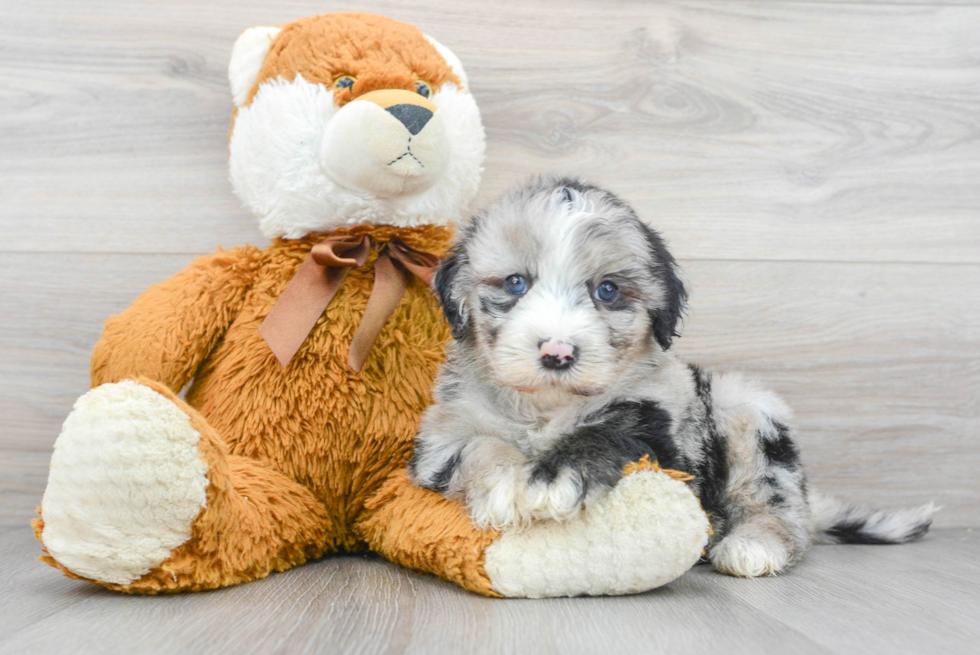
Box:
[1,0,977,531]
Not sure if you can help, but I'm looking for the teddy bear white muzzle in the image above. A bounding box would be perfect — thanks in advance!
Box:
[321,89,450,199]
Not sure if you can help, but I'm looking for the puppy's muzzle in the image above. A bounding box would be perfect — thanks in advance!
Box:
[539,339,577,371]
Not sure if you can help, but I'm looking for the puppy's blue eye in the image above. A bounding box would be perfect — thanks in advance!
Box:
[415,80,432,98]
[595,281,619,303]
[505,274,528,295]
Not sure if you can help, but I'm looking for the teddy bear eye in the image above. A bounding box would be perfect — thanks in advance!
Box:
[334,75,356,90]
[415,80,432,98]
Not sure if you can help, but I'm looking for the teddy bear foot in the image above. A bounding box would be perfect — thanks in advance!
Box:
[39,380,209,585]
[482,468,710,598]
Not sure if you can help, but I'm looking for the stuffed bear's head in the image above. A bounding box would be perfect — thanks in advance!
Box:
[228,12,485,239]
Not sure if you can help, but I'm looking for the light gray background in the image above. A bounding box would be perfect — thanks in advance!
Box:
[1,1,977,653]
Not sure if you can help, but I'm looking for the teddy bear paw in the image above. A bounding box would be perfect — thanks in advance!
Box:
[40,380,209,585]
[483,468,710,598]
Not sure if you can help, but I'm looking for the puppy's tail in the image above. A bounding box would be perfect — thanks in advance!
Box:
[809,490,938,545]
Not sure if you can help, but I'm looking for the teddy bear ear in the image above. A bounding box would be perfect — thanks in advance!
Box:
[229,26,282,107]
[424,35,469,90]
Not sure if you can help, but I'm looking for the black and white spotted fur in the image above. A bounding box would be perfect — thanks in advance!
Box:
[410,175,936,577]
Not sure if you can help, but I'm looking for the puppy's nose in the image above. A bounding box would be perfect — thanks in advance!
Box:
[539,339,577,371]
[385,104,432,135]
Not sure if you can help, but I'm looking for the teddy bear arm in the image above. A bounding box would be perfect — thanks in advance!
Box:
[91,246,262,391]
[356,469,502,596]
[357,462,711,598]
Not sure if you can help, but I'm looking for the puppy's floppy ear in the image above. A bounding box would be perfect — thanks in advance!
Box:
[639,223,688,351]
[434,247,472,341]
[650,262,688,350]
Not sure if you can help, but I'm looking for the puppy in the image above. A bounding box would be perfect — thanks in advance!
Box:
[410,175,936,577]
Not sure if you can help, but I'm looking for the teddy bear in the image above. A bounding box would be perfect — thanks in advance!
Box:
[33,12,709,598]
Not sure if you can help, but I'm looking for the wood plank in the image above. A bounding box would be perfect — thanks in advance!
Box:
[784,1,978,5]
[0,529,107,646]
[1,0,978,652]
[0,527,827,654]
[1,253,976,529]
[705,535,980,653]
[1,526,977,654]
[675,259,980,526]
[0,452,47,533]
[0,253,197,453]
[0,252,201,531]
[0,0,978,262]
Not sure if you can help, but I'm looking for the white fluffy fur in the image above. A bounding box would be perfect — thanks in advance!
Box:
[710,371,794,435]
[229,26,281,107]
[525,467,589,522]
[320,97,449,198]
[416,177,937,587]
[227,25,484,237]
[229,75,484,239]
[463,188,660,397]
[455,437,530,530]
[484,469,710,598]
[40,381,209,585]
[809,492,939,545]
[451,436,597,530]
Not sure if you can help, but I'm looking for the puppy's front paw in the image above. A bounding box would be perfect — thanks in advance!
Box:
[710,531,791,578]
[465,465,532,530]
[525,467,587,522]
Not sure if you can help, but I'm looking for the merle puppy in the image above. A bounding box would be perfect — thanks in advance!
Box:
[410,175,935,577]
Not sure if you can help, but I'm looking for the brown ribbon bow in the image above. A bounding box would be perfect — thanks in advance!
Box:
[259,235,441,371]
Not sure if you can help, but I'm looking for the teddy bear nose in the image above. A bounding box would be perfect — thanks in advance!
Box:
[385,104,433,135]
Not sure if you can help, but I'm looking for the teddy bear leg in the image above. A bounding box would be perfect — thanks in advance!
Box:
[34,378,334,593]
[358,463,710,598]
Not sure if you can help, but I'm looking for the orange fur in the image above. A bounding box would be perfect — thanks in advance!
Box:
[36,378,333,593]
[35,12,500,595]
[623,454,695,482]
[35,13,697,597]
[35,224,501,594]
[247,12,459,108]
[358,470,502,597]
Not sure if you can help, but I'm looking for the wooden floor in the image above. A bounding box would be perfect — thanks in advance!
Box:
[1,526,977,654]
[1,0,979,652]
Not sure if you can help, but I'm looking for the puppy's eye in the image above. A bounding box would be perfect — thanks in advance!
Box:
[334,75,356,90]
[505,274,528,295]
[594,281,619,303]
[415,80,432,98]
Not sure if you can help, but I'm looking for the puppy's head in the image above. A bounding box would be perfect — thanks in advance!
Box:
[436,176,687,396]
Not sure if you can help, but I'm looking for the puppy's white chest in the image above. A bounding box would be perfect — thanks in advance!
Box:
[515,411,580,457]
